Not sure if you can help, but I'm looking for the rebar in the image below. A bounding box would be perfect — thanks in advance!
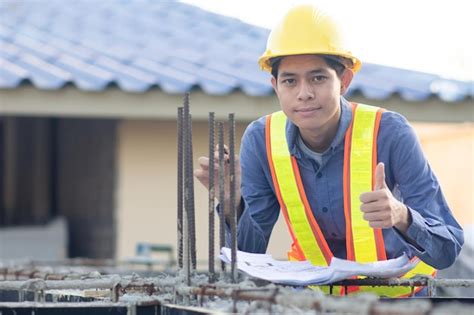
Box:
[182,94,191,285]
[2,274,474,313]
[0,279,118,291]
[217,122,226,274]
[329,277,474,293]
[187,112,197,271]
[0,268,66,281]
[208,112,216,283]
[4,267,472,291]
[177,107,184,270]
[228,113,237,283]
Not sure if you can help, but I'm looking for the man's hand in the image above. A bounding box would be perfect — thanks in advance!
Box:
[359,163,411,234]
[194,145,242,220]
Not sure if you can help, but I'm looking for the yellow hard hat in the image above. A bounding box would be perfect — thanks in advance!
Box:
[258,4,362,73]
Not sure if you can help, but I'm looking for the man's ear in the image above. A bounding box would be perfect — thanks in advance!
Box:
[340,69,354,95]
[271,76,279,96]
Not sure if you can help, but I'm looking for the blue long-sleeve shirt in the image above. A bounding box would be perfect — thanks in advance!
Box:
[236,97,463,270]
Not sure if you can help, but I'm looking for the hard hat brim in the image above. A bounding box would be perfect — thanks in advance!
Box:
[258,52,362,74]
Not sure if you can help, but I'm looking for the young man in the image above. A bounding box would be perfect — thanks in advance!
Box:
[195,4,463,296]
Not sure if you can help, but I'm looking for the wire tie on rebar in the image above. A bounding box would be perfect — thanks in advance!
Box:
[428,277,436,297]
[232,289,238,313]
[199,285,208,306]
[112,282,122,302]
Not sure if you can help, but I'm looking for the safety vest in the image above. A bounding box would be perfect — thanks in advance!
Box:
[265,103,436,297]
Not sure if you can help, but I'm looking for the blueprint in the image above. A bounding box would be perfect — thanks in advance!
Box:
[220,247,418,286]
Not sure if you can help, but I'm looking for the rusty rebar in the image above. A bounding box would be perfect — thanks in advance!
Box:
[4,268,472,291]
[208,112,216,283]
[177,107,184,270]
[217,122,226,274]
[182,94,191,285]
[2,276,474,312]
[0,268,67,281]
[0,279,118,291]
[187,112,197,271]
[228,113,237,283]
[329,277,474,290]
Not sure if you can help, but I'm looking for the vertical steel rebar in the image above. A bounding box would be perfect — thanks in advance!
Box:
[187,112,197,271]
[177,107,184,270]
[217,122,226,274]
[208,112,216,283]
[228,113,237,283]
[183,94,191,285]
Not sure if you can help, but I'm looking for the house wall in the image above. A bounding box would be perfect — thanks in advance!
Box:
[117,119,474,261]
[414,123,474,225]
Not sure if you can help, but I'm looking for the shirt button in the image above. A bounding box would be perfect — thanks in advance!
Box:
[317,172,322,178]
[322,207,328,213]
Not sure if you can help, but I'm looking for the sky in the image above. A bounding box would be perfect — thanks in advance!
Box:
[181,0,473,81]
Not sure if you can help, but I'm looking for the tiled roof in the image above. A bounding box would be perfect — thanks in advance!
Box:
[0,0,472,102]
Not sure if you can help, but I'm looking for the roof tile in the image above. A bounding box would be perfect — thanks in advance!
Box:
[0,0,471,102]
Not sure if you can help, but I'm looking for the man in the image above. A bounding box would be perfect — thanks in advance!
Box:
[195,4,463,296]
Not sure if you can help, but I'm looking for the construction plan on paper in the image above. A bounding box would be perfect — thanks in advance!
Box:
[220,247,418,286]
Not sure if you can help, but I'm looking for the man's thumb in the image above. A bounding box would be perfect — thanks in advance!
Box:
[374,162,387,190]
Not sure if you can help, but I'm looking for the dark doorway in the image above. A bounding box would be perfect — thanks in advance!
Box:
[0,116,118,259]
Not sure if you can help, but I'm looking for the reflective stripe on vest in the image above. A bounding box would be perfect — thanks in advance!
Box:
[265,103,436,297]
[346,103,386,262]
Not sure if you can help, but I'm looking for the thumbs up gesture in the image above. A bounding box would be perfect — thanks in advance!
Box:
[359,162,411,233]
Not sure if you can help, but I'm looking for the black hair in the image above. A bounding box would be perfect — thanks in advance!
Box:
[270,55,348,80]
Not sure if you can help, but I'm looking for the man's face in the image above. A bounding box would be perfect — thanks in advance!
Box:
[271,55,352,133]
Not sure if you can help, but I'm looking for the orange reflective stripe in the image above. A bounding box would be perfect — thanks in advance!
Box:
[343,103,356,261]
[265,115,304,260]
[291,156,333,264]
[288,243,306,261]
[372,108,387,261]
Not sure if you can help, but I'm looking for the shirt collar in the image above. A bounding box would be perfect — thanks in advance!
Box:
[287,97,353,156]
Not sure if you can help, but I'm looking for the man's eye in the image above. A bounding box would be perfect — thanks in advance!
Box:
[282,78,295,85]
[313,75,327,82]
